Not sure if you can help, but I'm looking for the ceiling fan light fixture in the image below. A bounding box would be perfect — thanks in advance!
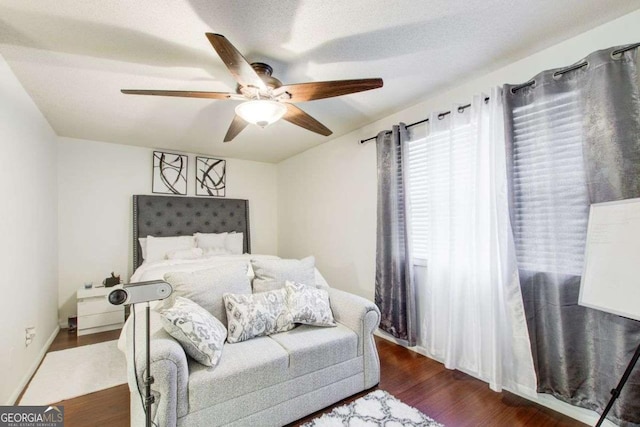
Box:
[235,100,286,128]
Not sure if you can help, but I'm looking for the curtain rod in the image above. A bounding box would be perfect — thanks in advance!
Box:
[359,42,640,145]
[359,96,489,144]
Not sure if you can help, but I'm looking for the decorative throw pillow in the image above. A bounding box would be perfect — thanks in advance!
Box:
[160,297,227,367]
[251,256,316,293]
[163,262,251,327]
[285,281,336,327]
[223,289,295,343]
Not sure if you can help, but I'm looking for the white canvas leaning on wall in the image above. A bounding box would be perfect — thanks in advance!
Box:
[152,151,187,195]
[579,197,640,321]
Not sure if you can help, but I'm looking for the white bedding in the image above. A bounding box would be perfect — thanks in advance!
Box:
[129,254,279,283]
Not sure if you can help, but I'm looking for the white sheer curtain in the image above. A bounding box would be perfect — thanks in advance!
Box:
[405,87,537,394]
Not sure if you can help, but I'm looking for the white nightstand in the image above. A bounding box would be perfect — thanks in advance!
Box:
[76,286,125,336]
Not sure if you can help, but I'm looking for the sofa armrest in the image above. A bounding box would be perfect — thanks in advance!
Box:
[125,310,189,427]
[328,288,381,388]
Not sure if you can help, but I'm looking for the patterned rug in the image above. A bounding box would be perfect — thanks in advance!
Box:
[302,390,443,426]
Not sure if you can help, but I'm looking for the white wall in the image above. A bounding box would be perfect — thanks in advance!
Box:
[0,54,59,404]
[58,137,278,325]
[278,9,640,301]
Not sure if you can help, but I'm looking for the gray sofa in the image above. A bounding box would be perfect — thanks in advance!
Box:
[122,286,381,426]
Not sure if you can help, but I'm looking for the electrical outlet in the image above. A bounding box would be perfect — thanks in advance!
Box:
[25,326,36,347]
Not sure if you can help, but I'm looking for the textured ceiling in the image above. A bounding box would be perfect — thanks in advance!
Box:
[1,1,638,163]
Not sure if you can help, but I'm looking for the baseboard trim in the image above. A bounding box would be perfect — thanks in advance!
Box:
[373,329,409,347]
[8,325,60,405]
[375,328,617,427]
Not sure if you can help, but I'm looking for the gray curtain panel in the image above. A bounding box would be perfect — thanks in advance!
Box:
[375,123,417,346]
[503,44,640,426]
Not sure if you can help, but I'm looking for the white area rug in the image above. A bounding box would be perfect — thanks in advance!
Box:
[19,340,127,405]
[302,390,443,426]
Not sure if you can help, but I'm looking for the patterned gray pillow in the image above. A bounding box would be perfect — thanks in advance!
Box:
[160,297,227,367]
[223,289,295,343]
[163,262,251,327]
[251,256,315,293]
[285,281,336,327]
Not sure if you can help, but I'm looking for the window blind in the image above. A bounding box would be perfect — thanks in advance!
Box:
[406,135,429,259]
[510,92,590,276]
[405,122,476,260]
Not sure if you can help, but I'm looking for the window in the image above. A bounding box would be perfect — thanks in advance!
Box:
[405,120,476,262]
[509,92,589,275]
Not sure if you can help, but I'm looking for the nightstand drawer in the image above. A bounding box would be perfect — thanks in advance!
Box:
[78,297,121,316]
[78,311,124,331]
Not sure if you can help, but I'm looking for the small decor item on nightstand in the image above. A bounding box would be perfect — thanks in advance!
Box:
[84,282,93,289]
[102,272,121,288]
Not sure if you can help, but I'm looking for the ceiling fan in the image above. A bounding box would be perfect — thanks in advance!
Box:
[121,33,383,142]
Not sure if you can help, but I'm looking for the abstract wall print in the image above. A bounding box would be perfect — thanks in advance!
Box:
[152,151,187,195]
[196,156,226,197]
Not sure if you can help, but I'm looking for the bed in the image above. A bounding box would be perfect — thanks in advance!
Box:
[129,194,286,297]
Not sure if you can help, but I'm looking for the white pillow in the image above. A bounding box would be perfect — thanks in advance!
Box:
[195,232,228,250]
[138,237,147,260]
[225,232,244,254]
[145,235,195,263]
[167,247,203,260]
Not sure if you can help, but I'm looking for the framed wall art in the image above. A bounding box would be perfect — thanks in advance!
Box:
[196,156,226,197]
[152,151,188,195]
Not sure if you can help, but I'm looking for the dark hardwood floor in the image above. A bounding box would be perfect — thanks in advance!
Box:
[26,329,585,427]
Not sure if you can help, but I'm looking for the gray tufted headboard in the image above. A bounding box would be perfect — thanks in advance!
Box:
[132,195,251,270]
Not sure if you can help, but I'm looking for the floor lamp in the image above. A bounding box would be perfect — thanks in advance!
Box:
[108,280,173,427]
[579,198,640,426]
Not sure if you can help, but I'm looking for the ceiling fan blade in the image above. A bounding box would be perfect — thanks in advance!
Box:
[121,89,243,100]
[276,78,383,102]
[282,103,332,136]
[205,33,267,91]
[224,114,249,142]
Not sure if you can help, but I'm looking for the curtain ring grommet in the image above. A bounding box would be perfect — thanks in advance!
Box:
[553,61,589,80]
[611,42,640,60]
[511,80,536,94]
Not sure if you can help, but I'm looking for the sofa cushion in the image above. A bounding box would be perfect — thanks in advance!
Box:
[223,288,295,343]
[187,336,290,411]
[251,256,315,293]
[269,324,358,377]
[163,262,251,327]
